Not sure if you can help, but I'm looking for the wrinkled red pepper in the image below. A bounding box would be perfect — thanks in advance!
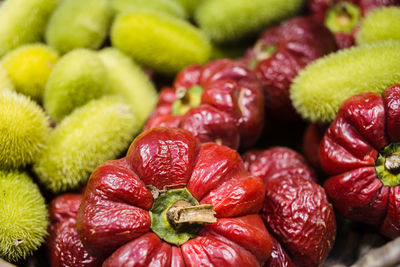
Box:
[241,17,337,121]
[47,194,101,267]
[77,127,272,266]
[320,84,400,238]
[307,0,399,48]
[144,59,264,150]
[243,147,336,267]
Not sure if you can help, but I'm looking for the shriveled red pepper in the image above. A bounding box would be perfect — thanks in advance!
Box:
[307,0,399,48]
[243,147,336,267]
[77,127,272,266]
[144,59,264,150]
[320,84,400,239]
[241,17,337,121]
[47,194,101,267]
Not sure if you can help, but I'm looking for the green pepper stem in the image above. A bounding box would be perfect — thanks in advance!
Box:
[167,200,216,227]
[384,154,400,174]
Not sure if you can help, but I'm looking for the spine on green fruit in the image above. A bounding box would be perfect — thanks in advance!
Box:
[0,0,59,56]
[34,96,141,193]
[0,171,48,263]
[45,0,111,54]
[195,0,303,44]
[290,40,400,123]
[356,7,400,45]
[111,10,211,75]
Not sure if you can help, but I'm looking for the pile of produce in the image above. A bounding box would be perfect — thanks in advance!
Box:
[1,0,400,266]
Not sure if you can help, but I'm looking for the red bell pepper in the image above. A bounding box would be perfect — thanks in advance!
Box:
[144,59,265,150]
[77,127,272,266]
[241,17,337,121]
[320,84,400,238]
[47,194,101,267]
[244,147,336,267]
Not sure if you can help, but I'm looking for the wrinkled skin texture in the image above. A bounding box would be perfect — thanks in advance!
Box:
[77,127,272,266]
[47,194,101,267]
[243,147,336,267]
[320,84,400,238]
[307,0,400,48]
[241,17,337,121]
[144,59,264,150]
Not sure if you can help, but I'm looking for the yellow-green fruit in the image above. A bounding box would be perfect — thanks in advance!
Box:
[111,11,211,75]
[44,49,109,122]
[0,0,59,57]
[0,66,14,92]
[195,0,303,44]
[34,96,140,193]
[111,0,187,19]
[1,44,59,102]
[356,7,400,45]
[98,48,158,125]
[0,90,50,170]
[0,171,48,262]
[172,0,203,17]
[290,40,400,123]
[45,0,111,54]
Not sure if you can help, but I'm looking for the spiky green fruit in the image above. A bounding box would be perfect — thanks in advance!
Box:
[290,41,400,123]
[111,0,187,19]
[0,90,50,170]
[172,0,203,17]
[34,96,140,193]
[98,48,158,125]
[45,0,111,54]
[356,7,400,45]
[0,171,48,262]
[111,11,211,75]
[44,49,109,122]
[195,0,303,44]
[1,44,59,103]
[0,66,14,92]
[0,0,59,57]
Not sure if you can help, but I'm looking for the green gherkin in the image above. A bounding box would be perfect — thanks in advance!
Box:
[290,41,400,123]
[45,0,111,54]
[98,48,158,125]
[0,171,48,262]
[1,44,59,103]
[0,90,50,170]
[195,0,303,44]
[44,49,109,122]
[34,96,141,193]
[356,7,400,45]
[111,0,187,19]
[0,0,59,57]
[111,11,211,75]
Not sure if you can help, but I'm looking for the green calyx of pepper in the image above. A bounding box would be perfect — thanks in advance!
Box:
[171,85,203,115]
[375,142,400,187]
[325,2,361,34]
[249,43,276,69]
[149,187,216,246]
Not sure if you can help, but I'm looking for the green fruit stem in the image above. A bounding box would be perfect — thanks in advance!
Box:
[150,188,216,246]
[249,43,276,69]
[375,142,400,187]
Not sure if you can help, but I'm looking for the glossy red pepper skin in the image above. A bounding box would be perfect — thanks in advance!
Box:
[144,59,265,150]
[241,17,337,121]
[47,194,101,267]
[307,0,400,48]
[303,123,329,175]
[77,127,272,266]
[320,84,400,238]
[243,147,336,267]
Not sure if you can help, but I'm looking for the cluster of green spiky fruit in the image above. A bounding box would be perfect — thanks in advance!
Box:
[0,0,399,264]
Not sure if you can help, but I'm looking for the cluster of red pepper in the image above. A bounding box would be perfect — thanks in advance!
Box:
[45,1,400,266]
